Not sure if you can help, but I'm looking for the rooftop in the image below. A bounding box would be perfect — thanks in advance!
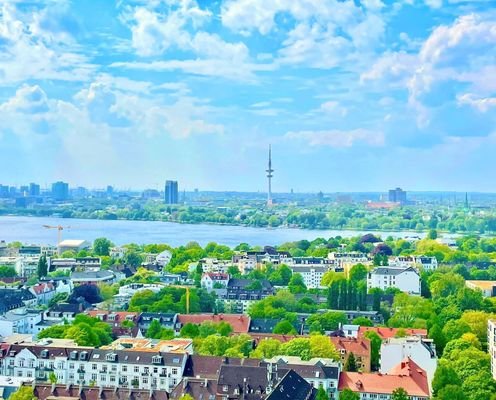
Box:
[358,326,427,340]
[338,358,429,397]
[177,313,251,333]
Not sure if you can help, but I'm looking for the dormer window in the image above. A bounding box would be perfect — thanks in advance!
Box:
[80,351,88,361]
[70,351,78,360]
[108,314,116,321]
[152,355,162,364]
[106,353,117,362]
[41,350,48,359]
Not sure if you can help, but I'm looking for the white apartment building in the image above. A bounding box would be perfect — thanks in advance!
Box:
[200,273,229,292]
[390,255,438,271]
[489,319,496,379]
[367,266,421,295]
[289,266,328,289]
[0,343,188,392]
[198,258,231,273]
[380,337,437,389]
[0,256,39,278]
[0,309,43,337]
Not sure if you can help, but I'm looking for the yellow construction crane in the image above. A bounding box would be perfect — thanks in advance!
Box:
[169,285,191,314]
[42,225,71,247]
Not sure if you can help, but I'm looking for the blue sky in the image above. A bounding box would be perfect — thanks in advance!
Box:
[0,0,495,193]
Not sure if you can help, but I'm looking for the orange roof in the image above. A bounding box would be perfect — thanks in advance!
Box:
[358,327,427,340]
[330,337,370,357]
[177,314,250,333]
[32,282,55,295]
[466,280,496,290]
[339,358,429,397]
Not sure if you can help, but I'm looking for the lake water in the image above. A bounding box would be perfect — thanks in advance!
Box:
[0,216,428,247]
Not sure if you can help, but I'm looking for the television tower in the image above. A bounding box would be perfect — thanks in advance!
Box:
[266,145,274,206]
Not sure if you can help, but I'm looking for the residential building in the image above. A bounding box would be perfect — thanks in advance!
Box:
[488,319,496,379]
[30,383,169,400]
[137,313,178,333]
[201,272,229,291]
[380,337,437,388]
[114,283,164,304]
[367,266,421,295]
[175,314,251,335]
[49,257,101,272]
[0,342,188,392]
[165,180,179,204]
[45,303,84,322]
[198,257,231,273]
[328,310,384,326]
[390,255,438,271]
[101,338,193,354]
[264,356,340,398]
[109,247,126,259]
[0,309,43,336]
[58,240,90,254]
[466,280,496,297]
[86,311,139,327]
[29,282,56,305]
[358,326,428,340]
[216,278,274,313]
[388,187,407,204]
[338,358,430,400]
[0,256,39,278]
[330,337,371,372]
[70,270,115,285]
[156,250,172,267]
[249,319,280,334]
[0,288,37,312]
[51,181,69,201]
[39,277,73,295]
[288,265,329,289]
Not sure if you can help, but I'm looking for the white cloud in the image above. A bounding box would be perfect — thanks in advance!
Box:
[111,59,275,81]
[222,0,386,69]
[360,52,417,84]
[285,129,385,147]
[319,101,348,117]
[457,93,496,112]
[0,3,95,85]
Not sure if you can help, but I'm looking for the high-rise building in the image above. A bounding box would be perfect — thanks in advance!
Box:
[164,180,179,204]
[266,145,274,206]
[388,187,407,204]
[51,181,69,201]
[29,183,40,196]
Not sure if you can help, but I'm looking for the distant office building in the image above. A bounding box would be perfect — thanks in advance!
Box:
[0,185,9,198]
[164,180,179,204]
[388,187,407,204]
[29,183,40,196]
[51,181,69,201]
[106,185,114,195]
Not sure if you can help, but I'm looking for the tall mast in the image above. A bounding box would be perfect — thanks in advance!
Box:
[266,145,274,206]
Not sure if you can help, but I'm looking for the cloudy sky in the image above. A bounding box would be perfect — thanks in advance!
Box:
[0,0,495,193]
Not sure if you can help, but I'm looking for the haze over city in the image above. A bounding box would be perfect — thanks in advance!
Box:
[1,1,495,191]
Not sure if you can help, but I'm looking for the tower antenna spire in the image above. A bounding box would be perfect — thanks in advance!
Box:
[266,144,274,206]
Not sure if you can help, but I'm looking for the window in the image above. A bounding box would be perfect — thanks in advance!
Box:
[153,367,158,373]
[172,368,178,375]
[91,374,97,381]
[143,377,148,384]
[144,367,149,374]
[26,371,32,378]
[18,358,24,367]
[92,364,97,370]
[122,366,127,372]
[110,376,116,382]
[134,366,139,373]
[101,375,106,381]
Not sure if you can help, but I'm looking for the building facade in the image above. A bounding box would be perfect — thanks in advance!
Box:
[367,266,421,295]
[165,181,179,204]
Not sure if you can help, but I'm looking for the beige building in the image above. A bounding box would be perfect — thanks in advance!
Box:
[466,280,496,297]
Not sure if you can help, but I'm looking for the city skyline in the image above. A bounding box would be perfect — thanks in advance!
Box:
[0,1,495,192]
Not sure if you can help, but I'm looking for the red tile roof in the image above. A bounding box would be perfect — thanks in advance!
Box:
[358,326,427,340]
[86,310,138,321]
[338,357,430,397]
[177,314,250,333]
[330,337,370,357]
[31,282,55,295]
